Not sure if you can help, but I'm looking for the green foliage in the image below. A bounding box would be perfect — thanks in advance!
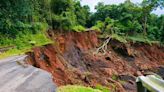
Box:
[127,34,156,45]
[74,1,90,27]
[92,1,143,34]
[51,11,77,31]
[91,26,101,32]
[111,34,127,43]
[0,0,164,59]
[0,48,30,59]
[50,0,90,31]
[0,32,52,59]
[72,25,86,32]
[95,85,110,92]
[91,0,164,43]
[57,85,102,92]
[91,21,105,32]
[0,22,52,59]
[51,0,76,30]
[51,0,73,15]
[0,0,50,36]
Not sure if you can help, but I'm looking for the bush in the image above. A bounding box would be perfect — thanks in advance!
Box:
[0,22,52,59]
[91,21,104,32]
[72,25,86,32]
[31,22,48,33]
[111,34,127,43]
[15,21,32,30]
[91,26,101,32]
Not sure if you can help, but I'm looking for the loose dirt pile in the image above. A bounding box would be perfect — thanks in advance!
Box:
[26,31,164,92]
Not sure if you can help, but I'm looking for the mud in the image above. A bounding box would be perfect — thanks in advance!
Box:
[26,31,164,92]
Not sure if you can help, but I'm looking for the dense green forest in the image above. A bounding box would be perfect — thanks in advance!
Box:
[0,0,164,58]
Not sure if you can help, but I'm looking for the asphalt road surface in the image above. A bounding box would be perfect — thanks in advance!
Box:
[0,55,56,92]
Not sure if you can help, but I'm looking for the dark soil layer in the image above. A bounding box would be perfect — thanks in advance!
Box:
[26,31,164,92]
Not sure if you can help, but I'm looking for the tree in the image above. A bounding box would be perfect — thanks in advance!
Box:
[51,0,91,31]
[50,0,77,30]
[140,0,164,35]
[74,1,90,27]
[92,0,142,35]
[157,15,164,42]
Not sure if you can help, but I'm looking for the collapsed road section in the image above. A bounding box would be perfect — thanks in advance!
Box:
[0,55,56,92]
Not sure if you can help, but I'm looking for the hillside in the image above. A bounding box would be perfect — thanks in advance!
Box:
[26,31,164,92]
[0,0,164,92]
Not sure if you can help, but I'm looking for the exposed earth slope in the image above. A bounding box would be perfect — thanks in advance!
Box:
[26,31,164,92]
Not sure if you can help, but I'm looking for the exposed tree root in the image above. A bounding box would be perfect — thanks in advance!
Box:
[93,37,111,55]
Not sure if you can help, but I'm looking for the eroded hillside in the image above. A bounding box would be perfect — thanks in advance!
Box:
[26,31,164,92]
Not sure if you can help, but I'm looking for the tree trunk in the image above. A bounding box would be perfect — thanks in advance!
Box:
[143,16,147,36]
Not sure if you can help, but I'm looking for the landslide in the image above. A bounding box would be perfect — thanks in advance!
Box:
[26,31,164,92]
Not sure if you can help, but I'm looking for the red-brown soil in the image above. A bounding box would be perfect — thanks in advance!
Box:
[26,31,164,92]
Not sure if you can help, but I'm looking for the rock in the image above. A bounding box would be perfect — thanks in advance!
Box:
[134,71,143,76]
[156,67,164,79]
[119,74,136,82]
[122,82,137,92]
[0,55,56,92]
[118,74,137,92]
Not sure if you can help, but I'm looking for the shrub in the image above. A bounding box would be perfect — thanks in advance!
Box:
[31,22,48,33]
[111,34,127,43]
[72,25,86,32]
[91,21,104,32]
[91,26,101,32]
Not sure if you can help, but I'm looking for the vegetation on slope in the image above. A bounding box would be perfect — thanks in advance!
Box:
[57,85,110,92]
[0,0,90,58]
[0,0,163,58]
[0,0,163,91]
[91,0,164,43]
[0,22,52,58]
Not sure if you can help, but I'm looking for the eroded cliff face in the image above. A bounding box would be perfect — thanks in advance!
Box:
[26,31,164,92]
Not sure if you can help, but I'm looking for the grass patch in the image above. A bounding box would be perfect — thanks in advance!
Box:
[127,34,150,43]
[0,22,52,59]
[126,34,160,45]
[0,32,52,59]
[0,48,31,59]
[99,33,160,45]
[57,85,102,92]
[95,85,110,92]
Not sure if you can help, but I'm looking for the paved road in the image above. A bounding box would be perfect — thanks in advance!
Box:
[0,55,56,92]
